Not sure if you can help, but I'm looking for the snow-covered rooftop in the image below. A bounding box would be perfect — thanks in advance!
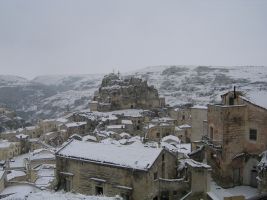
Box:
[56,117,69,123]
[106,124,125,129]
[0,140,13,148]
[15,133,28,139]
[121,120,133,125]
[25,126,36,131]
[83,135,97,142]
[161,142,191,154]
[190,105,208,109]
[26,191,119,200]
[241,90,267,110]
[29,149,55,161]
[161,135,180,144]
[179,124,191,129]
[119,132,131,138]
[57,140,162,171]
[208,181,258,200]
[0,184,40,199]
[182,159,210,169]
[65,122,87,128]
[34,164,55,188]
[9,153,29,169]
[7,170,26,181]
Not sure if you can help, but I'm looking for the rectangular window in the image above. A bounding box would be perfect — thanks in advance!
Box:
[210,127,213,140]
[249,129,257,141]
[154,172,158,180]
[156,132,160,138]
[95,186,103,195]
[229,97,234,105]
[162,163,165,179]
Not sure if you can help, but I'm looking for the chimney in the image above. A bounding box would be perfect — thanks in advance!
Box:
[234,86,236,98]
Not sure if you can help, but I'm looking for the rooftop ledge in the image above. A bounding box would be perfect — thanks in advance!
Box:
[210,104,246,108]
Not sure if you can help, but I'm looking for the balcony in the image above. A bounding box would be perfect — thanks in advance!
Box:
[202,135,222,151]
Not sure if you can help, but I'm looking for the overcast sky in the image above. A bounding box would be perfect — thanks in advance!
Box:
[0,0,266,78]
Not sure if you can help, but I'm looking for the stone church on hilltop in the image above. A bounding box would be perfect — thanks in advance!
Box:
[90,73,165,112]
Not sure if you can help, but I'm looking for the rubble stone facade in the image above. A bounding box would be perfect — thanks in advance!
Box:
[206,91,267,188]
[91,73,165,111]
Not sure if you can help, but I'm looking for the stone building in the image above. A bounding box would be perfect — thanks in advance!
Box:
[178,159,211,199]
[90,73,165,111]
[62,122,88,138]
[0,140,21,160]
[168,106,191,126]
[25,148,55,169]
[168,105,207,143]
[56,139,187,200]
[206,90,267,188]
[145,123,175,143]
[23,126,43,139]
[190,106,207,142]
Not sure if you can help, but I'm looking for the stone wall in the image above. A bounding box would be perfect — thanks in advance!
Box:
[190,108,207,142]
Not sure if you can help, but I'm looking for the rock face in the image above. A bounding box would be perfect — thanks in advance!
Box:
[91,73,165,111]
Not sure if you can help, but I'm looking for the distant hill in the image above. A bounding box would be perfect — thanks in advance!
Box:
[0,66,266,121]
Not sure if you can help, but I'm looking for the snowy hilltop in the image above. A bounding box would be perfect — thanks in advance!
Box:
[0,65,266,120]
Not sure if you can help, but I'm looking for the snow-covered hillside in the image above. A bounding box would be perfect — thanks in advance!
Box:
[0,66,266,120]
[0,75,29,87]
[131,65,267,106]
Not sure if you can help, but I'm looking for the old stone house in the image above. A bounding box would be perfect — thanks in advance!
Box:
[29,164,56,189]
[169,106,207,144]
[62,122,88,138]
[25,148,55,170]
[206,90,267,188]
[145,123,175,143]
[56,139,187,200]
[168,107,191,126]
[0,140,21,160]
[38,119,61,134]
[178,158,211,199]
[24,126,42,138]
[190,106,207,142]
[176,124,191,143]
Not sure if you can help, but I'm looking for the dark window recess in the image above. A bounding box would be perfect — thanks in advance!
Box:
[95,186,103,195]
[121,194,130,200]
[173,191,178,195]
[249,129,257,141]
[182,115,185,120]
[162,154,165,161]
[154,172,158,180]
[156,132,160,138]
[210,127,213,140]
[229,97,234,105]
[153,197,158,200]
[162,163,165,178]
